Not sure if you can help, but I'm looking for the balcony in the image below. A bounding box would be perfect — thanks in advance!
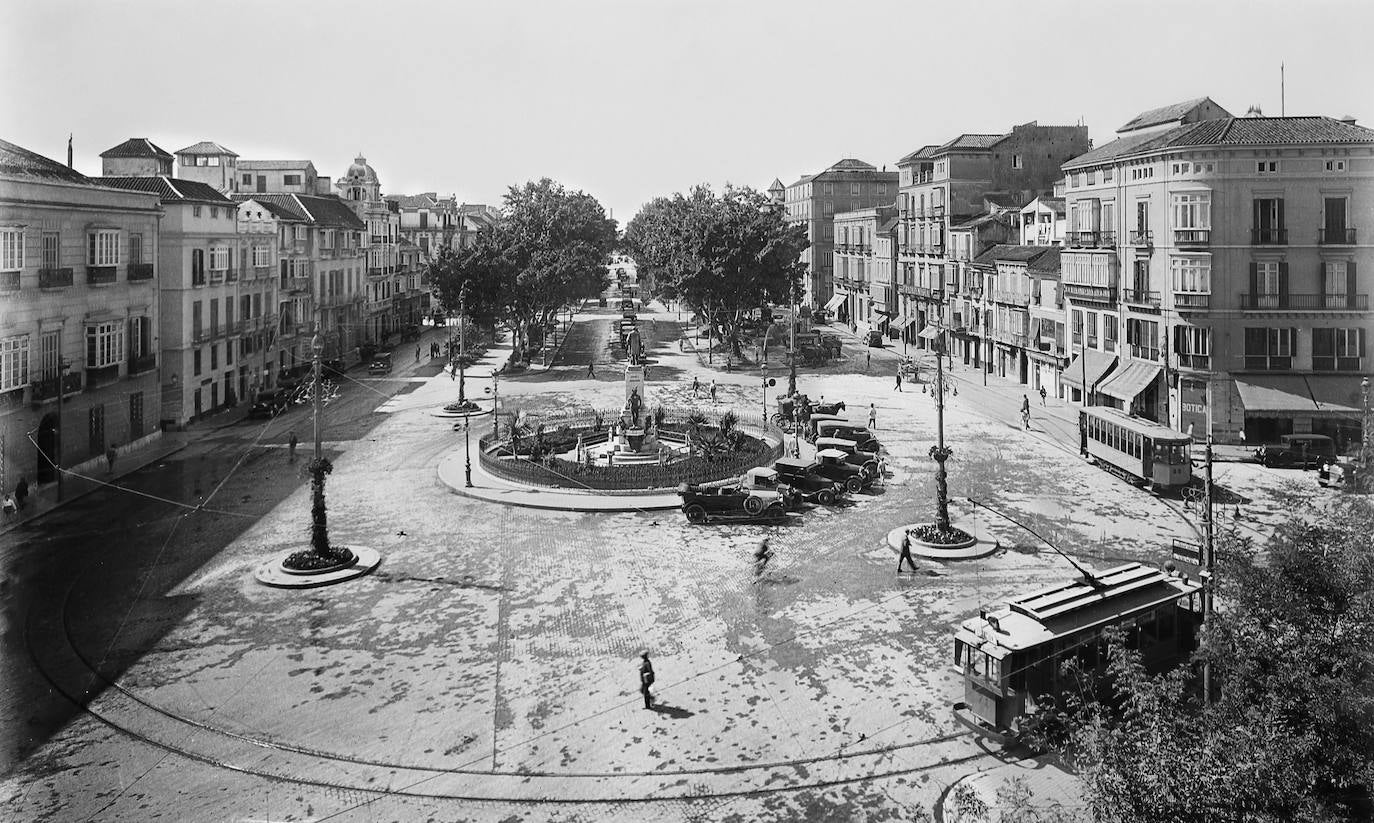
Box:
[930,205,945,218]
[1129,230,1153,247]
[128,353,157,374]
[370,234,389,244]
[208,269,225,284]
[1123,288,1161,308]
[1176,353,1211,370]
[1313,356,1365,372]
[1174,292,1210,311]
[1319,227,1356,245]
[86,265,116,284]
[1062,283,1117,304]
[128,263,154,281]
[192,328,210,344]
[1130,345,1161,362]
[39,267,74,288]
[1240,293,1368,311]
[1068,231,1099,248]
[1250,228,1288,245]
[85,363,120,388]
[993,291,1031,307]
[1099,231,1117,247]
[367,266,388,277]
[1174,228,1210,248]
[31,371,83,403]
[0,271,18,291]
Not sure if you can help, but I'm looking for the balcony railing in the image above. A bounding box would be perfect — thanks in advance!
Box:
[86,265,116,284]
[993,291,1031,307]
[1099,231,1117,247]
[1129,230,1153,247]
[128,263,154,281]
[1130,345,1161,362]
[1123,288,1161,308]
[1313,356,1365,372]
[1069,231,1099,247]
[128,353,157,374]
[1176,353,1211,370]
[930,205,945,217]
[39,267,74,288]
[192,328,210,344]
[1250,228,1288,245]
[0,271,18,291]
[31,371,83,403]
[1319,227,1356,245]
[1240,292,1368,310]
[1174,228,1210,248]
[85,363,120,388]
[1174,292,1210,311]
[1062,283,1117,304]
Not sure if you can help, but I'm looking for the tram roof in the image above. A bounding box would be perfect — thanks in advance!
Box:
[955,562,1202,654]
[1081,406,1191,440]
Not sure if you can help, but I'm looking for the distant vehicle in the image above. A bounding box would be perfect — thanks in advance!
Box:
[277,363,313,391]
[1254,433,1337,469]
[814,420,882,454]
[1079,406,1192,491]
[815,437,880,479]
[677,481,788,525]
[813,448,871,494]
[322,357,346,376]
[811,309,830,324]
[803,413,848,441]
[736,466,800,509]
[865,329,885,347]
[248,389,290,419]
[1318,456,1356,489]
[368,352,394,375]
[771,457,844,505]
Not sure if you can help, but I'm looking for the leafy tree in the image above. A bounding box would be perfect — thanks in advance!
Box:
[1027,497,1374,822]
[624,185,807,359]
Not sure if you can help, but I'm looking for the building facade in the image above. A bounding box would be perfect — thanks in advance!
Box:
[337,156,403,346]
[1060,100,1372,445]
[831,205,898,335]
[783,159,898,310]
[2,138,163,490]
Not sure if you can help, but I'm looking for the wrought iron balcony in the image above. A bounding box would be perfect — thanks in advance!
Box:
[1318,227,1356,245]
[1250,228,1288,245]
[1098,231,1117,247]
[0,271,18,291]
[1068,231,1099,247]
[1240,292,1368,310]
[31,371,83,403]
[86,265,116,284]
[1123,288,1161,308]
[1174,292,1210,311]
[128,263,154,280]
[1176,353,1211,370]
[39,267,73,288]
[128,353,157,374]
[1173,228,1210,248]
[1062,283,1117,304]
[1129,230,1153,247]
[85,363,120,388]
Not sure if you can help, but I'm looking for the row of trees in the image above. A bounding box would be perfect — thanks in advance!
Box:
[623,185,809,359]
[425,178,618,363]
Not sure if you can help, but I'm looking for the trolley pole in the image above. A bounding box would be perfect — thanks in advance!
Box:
[1202,434,1215,704]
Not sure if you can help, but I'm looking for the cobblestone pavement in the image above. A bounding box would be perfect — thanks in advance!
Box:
[2,295,1310,821]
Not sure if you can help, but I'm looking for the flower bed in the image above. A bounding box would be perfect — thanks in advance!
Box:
[908,523,976,548]
[282,548,356,574]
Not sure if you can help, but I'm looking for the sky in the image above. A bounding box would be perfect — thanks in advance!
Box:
[3,0,1371,224]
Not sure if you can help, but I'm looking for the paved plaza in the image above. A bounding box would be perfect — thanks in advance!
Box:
[1,299,1309,822]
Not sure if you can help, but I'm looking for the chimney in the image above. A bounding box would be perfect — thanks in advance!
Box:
[1244,104,1264,118]
[67,134,73,168]
[1339,114,1358,125]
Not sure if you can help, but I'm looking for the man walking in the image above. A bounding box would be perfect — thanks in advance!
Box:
[14,476,29,510]
[1020,394,1031,429]
[1039,385,1047,406]
[709,379,717,403]
[754,537,773,580]
[894,371,903,392]
[897,532,918,573]
[868,403,877,430]
[105,444,118,474]
[866,350,871,371]
[587,360,596,378]
[638,651,656,709]
[288,430,299,462]
[691,376,699,397]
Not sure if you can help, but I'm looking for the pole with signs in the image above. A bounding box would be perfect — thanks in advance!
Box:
[1201,435,1215,703]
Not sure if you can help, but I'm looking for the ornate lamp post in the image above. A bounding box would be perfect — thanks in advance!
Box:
[1360,377,1371,493]
[931,326,953,532]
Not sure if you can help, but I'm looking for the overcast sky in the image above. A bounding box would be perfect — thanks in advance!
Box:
[3,0,1370,223]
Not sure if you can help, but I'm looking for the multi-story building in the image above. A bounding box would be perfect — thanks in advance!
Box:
[174,141,241,194]
[388,192,460,260]
[831,205,897,335]
[236,160,332,197]
[234,197,311,371]
[783,159,898,311]
[337,155,402,345]
[231,200,284,393]
[895,122,1091,359]
[1060,98,1372,445]
[945,207,1017,357]
[98,137,174,177]
[1020,196,1066,246]
[2,138,163,489]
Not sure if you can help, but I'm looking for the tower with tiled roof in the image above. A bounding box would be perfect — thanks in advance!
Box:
[174,140,241,194]
[99,137,173,177]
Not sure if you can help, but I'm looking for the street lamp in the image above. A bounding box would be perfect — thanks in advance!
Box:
[761,365,775,423]
[463,417,472,488]
[929,296,954,533]
[1360,376,1370,493]
[490,369,501,437]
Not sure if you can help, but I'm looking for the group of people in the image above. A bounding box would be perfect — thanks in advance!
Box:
[689,376,718,402]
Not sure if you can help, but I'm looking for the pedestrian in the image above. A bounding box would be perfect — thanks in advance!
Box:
[14,476,29,510]
[866,350,871,371]
[691,376,699,397]
[868,403,877,430]
[288,430,299,462]
[897,532,918,573]
[1021,394,1031,429]
[105,444,118,474]
[709,379,717,403]
[587,360,596,378]
[894,371,903,392]
[754,537,773,580]
[1039,385,1047,406]
[450,361,457,381]
[639,651,656,709]
[415,345,420,362]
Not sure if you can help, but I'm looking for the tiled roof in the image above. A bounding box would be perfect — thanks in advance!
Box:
[877,216,900,234]
[1118,97,1213,132]
[937,133,1005,152]
[1061,126,1185,169]
[827,158,878,171]
[769,178,785,190]
[983,192,1023,208]
[233,195,306,221]
[95,175,234,203]
[1027,247,1062,275]
[239,159,314,171]
[1064,115,1374,169]
[100,137,173,160]
[388,193,438,209]
[896,144,939,164]
[950,211,1012,231]
[972,244,1051,265]
[175,140,238,157]
[0,138,94,184]
[294,194,366,229]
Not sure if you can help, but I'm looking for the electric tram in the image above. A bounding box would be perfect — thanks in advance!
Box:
[1078,406,1192,491]
[953,562,1203,735]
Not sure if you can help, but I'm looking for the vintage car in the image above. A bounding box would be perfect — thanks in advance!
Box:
[247,389,290,419]
[803,413,849,441]
[1254,433,1337,469]
[771,457,845,505]
[736,466,800,509]
[1318,455,1357,489]
[368,352,394,375]
[677,481,788,525]
[815,437,880,479]
[814,420,882,454]
[813,448,872,493]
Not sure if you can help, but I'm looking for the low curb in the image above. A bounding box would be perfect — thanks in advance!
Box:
[253,546,383,588]
[885,522,1000,560]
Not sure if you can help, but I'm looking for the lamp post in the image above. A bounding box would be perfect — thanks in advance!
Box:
[1360,377,1371,493]
[932,325,953,532]
[457,286,468,405]
[463,417,472,488]
[55,358,70,501]
[490,370,501,437]
[761,365,775,423]
[787,288,799,397]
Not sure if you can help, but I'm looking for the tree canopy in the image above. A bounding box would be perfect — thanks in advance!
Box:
[623,185,808,357]
[1027,497,1374,822]
[425,178,617,360]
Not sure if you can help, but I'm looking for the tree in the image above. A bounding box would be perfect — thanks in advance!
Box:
[624,185,807,359]
[1027,497,1374,822]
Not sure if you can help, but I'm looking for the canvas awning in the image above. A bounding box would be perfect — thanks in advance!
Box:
[901,315,920,330]
[874,308,895,317]
[891,313,909,330]
[918,325,943,340]
[823,293,846,311]
[1097,361,1162,402]
[1307,376,1364,413]
[1060,350,1117,391]
[1233,375,1317,413]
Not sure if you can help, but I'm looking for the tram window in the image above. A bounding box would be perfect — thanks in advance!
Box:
[954,640,964,666]
[986,656,1001,683]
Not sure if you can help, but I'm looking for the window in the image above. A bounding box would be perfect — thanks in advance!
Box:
[283,174,302,186]
[1174,326,1210,365]
[1103,167,1113,182]
[1171,162,1191,175]
[1312,328,1365,371]
[88,230,119,266]
[1170,257,1211,293]
[1086,170,1097,185]
[252,245,270,267]
[1244,327,1294,370]
[1,228,23,271]
[129,233,143,265]
[823,201,834,215]
[1250,260,1286,307]
[1252,198,1285,243]
[1325,159,1347,172]
[1323,260,1356,308]
[1257,160,1279,174]
[850,183,861,196]
[1323,196,1348,240]
[209,246,230,271]
[192,300,203,338]
[1071,173,1082,188]
[208,156,219,166]
[242,173,252,185]
[1171,192,1211,229]
[823,182,833,195]
[193,206,202,217]
[85,321,125,368]
[41,231,59,268]
[191,249,205,285]
[1,334,29,392]
[295,225,306,240]
[1012,154,1023,169]
[1071,309,1083,346]
[129,316,152,358]
[210,343,218,370]
[193,349,202,376]
[1127,318,1160,360]
[1104,315,1118,352]
[211,207,219,219]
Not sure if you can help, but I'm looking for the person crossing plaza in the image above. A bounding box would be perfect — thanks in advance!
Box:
[868,403,877,430]
[894,371,903,392]
[1021,394,1031,429]
[1039,385,1047,406]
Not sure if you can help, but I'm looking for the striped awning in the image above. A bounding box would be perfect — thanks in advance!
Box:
[1098,361,1162,402]
[1061,350,1117,391]
[823,293,846,311]
[918,325,943,340]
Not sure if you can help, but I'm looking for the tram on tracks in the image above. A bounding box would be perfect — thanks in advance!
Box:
[1078,406,1192,491]
[953,562,1203,736]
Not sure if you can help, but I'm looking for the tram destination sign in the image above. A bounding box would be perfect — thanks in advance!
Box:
[1171,538,1203,566]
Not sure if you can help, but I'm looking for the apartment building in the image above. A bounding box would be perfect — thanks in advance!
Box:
[2,138,163,489]
[783,159,898,310]
[831,205,897,334]
[388,192,460,260]
[234,198,310,370]
[943,207,1017,355]
[1060,98,1372,445]
[175,141,241,194]
[1020,196,1066,246]
[337,155,404,345]
[236,160,332,197]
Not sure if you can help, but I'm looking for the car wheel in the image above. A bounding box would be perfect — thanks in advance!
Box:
[817,488,836,506]
[684,504,707,524]
[845,476,864,494]
[744,495,764,515]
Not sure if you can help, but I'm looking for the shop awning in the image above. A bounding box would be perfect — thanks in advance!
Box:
[1307,376,1364,413]
[1234,375,1317,413]
[1098,361,1162,402]
[1060,350,1117,391]
[918,325,943,340]
[891,313,909,330]
[874,308,895,317]
[823,293,846,311]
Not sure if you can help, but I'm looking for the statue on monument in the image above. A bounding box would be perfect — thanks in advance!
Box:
[626,326,643,365]
[629,388,642,427]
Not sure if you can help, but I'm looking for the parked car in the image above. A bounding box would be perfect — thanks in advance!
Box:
[811,309,830,324]
[248,389,291,419]
[677,481,788,525]
[813,448,871,494]
[735,466,800,509]
[277,364,313,391]
[814,420,882,454]
[771,457,845,505]
[865,329,885,347]
[368,352,394,375]
[815,437,880,479]
[1318,455,1357,488]
[1254,433,1337,469]
[803,413,848,442]
[322,357,346,376]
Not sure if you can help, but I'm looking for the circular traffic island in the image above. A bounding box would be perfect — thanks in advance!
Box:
[255,545,382,588]
[885,521,999,561]
[433,398,492,419]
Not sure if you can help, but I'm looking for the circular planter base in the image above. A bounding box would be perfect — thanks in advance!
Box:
[254,545,382,588]
[885,522,999,561]
[433,399,493,419]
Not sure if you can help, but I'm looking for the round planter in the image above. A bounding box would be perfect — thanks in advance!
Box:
[280,548,357,575]
[885,523,998,561]
[255,545,382,589]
